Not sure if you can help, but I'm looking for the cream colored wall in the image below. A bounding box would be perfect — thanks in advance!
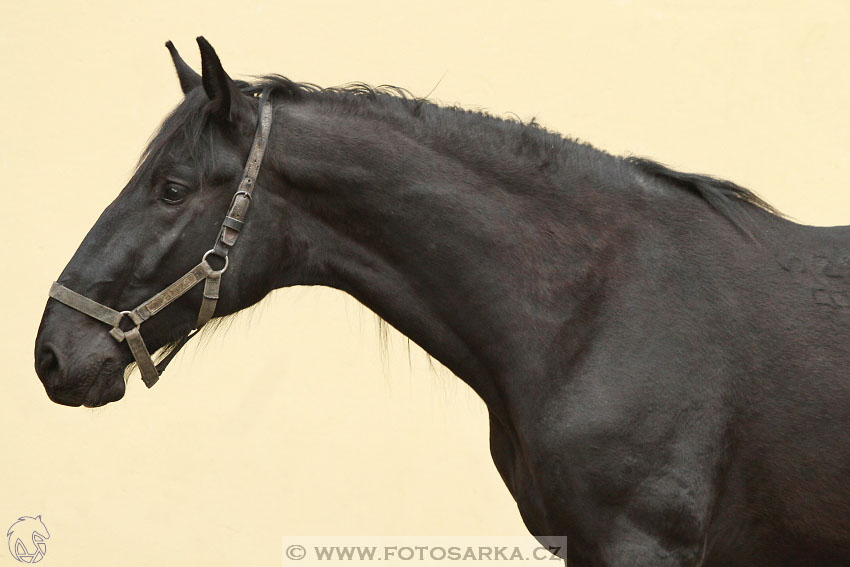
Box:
[3,1,850,565]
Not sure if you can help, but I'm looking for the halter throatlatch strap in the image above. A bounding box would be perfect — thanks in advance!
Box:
[47,87,274,389]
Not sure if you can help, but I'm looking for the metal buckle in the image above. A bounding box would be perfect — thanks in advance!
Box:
[229,190,252,209]
[202,249,230,275]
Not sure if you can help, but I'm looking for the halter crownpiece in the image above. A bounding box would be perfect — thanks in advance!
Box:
[48,87,274,388]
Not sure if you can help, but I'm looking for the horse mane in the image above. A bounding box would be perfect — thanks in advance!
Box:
[247,75,782,228]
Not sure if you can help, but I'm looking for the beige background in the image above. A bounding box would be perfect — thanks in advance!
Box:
[3,1,850,565]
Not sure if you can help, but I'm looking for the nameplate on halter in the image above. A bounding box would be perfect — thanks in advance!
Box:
[137,263,211,319]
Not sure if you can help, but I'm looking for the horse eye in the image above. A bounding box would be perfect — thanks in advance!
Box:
[160,184,187,204]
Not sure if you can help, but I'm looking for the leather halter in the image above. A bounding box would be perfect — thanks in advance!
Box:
[48,88,274,388]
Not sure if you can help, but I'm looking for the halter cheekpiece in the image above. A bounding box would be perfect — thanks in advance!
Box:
[48,88,274,388]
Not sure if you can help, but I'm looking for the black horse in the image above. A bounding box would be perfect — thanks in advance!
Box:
[34,39,850,566]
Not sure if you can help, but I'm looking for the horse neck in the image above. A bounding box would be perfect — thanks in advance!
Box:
[261,98,648,413]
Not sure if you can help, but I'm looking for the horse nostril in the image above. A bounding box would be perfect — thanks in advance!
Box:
[36,343,63,382]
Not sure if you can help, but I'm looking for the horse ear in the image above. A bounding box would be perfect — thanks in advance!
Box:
[165,41,201,94]
[196,36,243,122]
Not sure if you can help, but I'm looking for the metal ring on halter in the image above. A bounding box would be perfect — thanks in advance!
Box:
[119,310,141,327]
[109,310,139,342]
[202,249,230,275]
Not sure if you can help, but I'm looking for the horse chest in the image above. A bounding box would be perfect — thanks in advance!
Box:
[488,414,555,534]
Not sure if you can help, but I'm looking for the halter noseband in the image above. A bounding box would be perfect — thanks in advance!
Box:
[47,88,274,388]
